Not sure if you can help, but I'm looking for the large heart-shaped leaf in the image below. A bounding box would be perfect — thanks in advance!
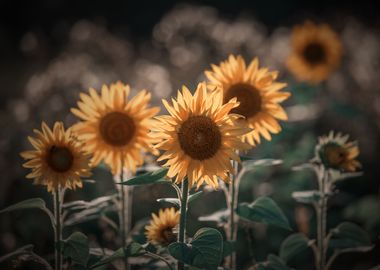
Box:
[61,232,89,266]
[329,222,372,250]
[279,233,314,262]
[119,168,169,186]
[237,197,291,230]
[292,191,321,204]
[255,254,293,270]
[168,227,223,269]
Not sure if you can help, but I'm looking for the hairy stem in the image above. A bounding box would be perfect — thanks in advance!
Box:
[226,158,242,270]
[316,167,328,270]
[119,166,132,270]
[177,178,189,270]
[54,188,63,270]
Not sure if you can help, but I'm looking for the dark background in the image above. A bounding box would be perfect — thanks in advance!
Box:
[0,1,379,269]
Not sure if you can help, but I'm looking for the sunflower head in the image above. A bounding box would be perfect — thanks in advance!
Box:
[145,208,180,246]
[287,21,343,83]
[71,82,160,175]
[152,82,251,188]
[205,55,290,146]
[315,131,361,172]
[20,122,91,193]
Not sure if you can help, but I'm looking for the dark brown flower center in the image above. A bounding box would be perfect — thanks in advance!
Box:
[322,144,348,168]
[224,83,262,119]
[160,227,177,245]
[178,116,221,160]
[303,42,326,65]
[99,112,135,147]
[47,146,74,172]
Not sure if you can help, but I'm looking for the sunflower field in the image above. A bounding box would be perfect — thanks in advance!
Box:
[0,2,379,270]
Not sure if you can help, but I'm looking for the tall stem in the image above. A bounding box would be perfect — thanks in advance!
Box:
[177,178,189,270]
[316,167,328,270]
[53,188,62,270]
[226,158,241,270]
[119,166,131,270]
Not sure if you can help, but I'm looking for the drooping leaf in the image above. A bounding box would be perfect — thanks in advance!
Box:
[198,209,229,226]
[61,232,89,266]
[157,191,204,208]
[292,191,321,204]
[255,254,293,270]
[125,242,144,257]
[168,227,223,269]
[188,191,203,203]
[329,222,372,250]
[0,198,47,214]
[236,197,291,230]
[157,198,180,207]
[89,248,124,269]
[242,159,283,171]
[119,168,169,186]
[279,233,314,262]
[0,198,54,228]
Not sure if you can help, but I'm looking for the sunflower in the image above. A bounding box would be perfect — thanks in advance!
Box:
[152,82,251,188]
[287,21,343,83]
[145,208,180,246]
[315,131,361,172]
[205,55,290,146]
[71,82,160,175]
[20,122,91,192]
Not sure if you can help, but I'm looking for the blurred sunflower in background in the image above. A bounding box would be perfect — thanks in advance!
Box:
[287,21,343,83]
[152,82,251,188]
[315,131,361,172]
[20,122,91,192]
[145,208,180,246]
[71,82,160,175]
[205,55,290,146]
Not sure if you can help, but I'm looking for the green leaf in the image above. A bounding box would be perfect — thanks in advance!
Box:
[191,228,223,269]
[292,191,321,204]
[157,191,203,207]
[242,159,283,170]
[167,242,193,264]
[236,197,291,230]
[255,254,293,270]
[125,242,144,257]
[168,227,223,269]
[119,168,169,186]
[157,198,180,207]
[188,191,203,203]
[222,241,235,257]
[279,233,314,262]
[329,222,372,250]
[61,232,89,266]
[0,198,47,214]
[89,248,124,269]
[198,209,229,226]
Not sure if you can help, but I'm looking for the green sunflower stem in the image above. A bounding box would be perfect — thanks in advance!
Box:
[119,166,131,270]
[227,158,240,270]
[53,188,63,270]
[177,178,189,270]
[316,167,328,270]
